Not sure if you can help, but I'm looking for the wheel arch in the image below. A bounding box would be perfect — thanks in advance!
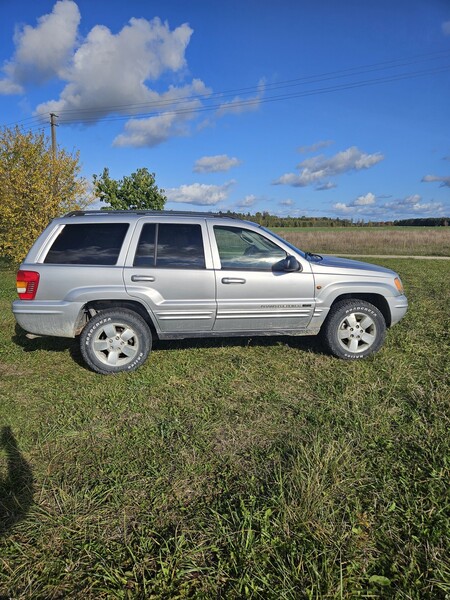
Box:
[329,293,391,327]
[76,299,159,338]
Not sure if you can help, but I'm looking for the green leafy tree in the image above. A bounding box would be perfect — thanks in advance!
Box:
[0,126,92,264]
[93,167,166,210]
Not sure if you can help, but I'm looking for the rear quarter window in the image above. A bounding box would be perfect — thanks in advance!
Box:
[44,223,129,265]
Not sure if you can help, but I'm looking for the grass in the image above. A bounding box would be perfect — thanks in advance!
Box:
[272,226,450,256]
[0,254,449,598]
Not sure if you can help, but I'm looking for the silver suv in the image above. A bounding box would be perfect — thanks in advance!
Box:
[13,210,408,374]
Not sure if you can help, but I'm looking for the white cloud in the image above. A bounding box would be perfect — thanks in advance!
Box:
[0,0,80,93]
[273,146,384,187]
[36,16,195,123]
[112,81,210,147]
[216,79,265,117]
[421,174,450,188]
[1,2,265,146]
[298,140,334,154]
[334,193,446,217]
[166,181,235,206]
[0,79,23,95]
[333,192,378,214]
[113,113,183,148]
[279,198,295,207]
[354,192,376,206]
[315,182,337,191]
[237,194,258,208]
[194,154,242,173]
[442,21,450,36]
[382,194,446,215]
[333,202,354,214]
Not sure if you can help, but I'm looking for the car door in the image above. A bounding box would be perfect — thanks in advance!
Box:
[124,219,216,334]
[209,223,315,332]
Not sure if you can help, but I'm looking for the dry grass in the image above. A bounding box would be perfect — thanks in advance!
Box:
[276,227,450,256]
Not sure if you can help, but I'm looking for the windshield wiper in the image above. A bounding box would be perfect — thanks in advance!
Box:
[305,251,323,261]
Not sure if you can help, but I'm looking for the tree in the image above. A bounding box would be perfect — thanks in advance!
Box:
[93,167,166,211]
[0,126,91,264]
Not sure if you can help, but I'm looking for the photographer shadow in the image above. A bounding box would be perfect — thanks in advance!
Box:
[0,426,34,536]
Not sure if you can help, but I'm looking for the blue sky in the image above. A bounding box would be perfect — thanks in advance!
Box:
[1,0,449,220]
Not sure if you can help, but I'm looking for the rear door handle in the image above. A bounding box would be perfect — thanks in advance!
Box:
[131,275,155,282]
[221,277,246,284]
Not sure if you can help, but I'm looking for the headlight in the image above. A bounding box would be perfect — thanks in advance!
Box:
[394,277,404,294]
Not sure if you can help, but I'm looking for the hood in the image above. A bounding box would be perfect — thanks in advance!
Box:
[308,254,395,277]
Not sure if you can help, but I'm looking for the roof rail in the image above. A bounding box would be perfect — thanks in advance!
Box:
[64,209,237,219]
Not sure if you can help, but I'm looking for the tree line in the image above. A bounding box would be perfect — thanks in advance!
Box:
[392,217,449,227]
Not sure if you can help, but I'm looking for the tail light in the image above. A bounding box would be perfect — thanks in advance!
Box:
[16,270,40,300]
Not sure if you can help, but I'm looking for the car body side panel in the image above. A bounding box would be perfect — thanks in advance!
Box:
[212,269,316,331]
[123,218,217,333]
[206,221,316,332]
[124,269,217,333]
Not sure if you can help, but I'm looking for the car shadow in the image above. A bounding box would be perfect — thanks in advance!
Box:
[12,325,327,366]
[0,426,34,537]
[12,324,86,369]
[154,333,326,356]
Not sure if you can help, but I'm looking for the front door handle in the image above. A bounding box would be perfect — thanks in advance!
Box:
[131,275,155,282]
[221,277,246,284]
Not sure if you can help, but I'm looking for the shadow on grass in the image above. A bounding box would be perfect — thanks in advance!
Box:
[0,426,34,537]
[155,334,326,356]
[12,324,87,369]
[12,324,327,369]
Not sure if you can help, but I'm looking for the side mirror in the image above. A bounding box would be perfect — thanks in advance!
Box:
[282,255,301,272]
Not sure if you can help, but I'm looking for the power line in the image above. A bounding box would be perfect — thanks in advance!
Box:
[55,63,450,126]
[33,48,450,119]
[3,49,450,129]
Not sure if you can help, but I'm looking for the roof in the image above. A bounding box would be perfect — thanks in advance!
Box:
[65,210,237,219]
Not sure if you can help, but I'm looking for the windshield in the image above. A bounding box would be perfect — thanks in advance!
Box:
[259,226,306,258]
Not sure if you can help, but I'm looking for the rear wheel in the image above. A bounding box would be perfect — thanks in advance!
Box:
[321,300,386,359]
[80,309,151,374]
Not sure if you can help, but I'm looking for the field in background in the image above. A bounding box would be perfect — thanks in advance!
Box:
[273,226,450,256]
[0,254,449,598]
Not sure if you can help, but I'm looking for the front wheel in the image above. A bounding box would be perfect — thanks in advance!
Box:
[321,300,386,359]
[80,309,151,374]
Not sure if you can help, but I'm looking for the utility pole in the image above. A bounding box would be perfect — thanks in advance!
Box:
[50,113,58,197]
[50,113,58,157]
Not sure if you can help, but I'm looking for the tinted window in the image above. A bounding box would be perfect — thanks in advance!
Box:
[134,223,205,269]
[214,226,286,270]
[133,223,156,267]
[45,223,129,265]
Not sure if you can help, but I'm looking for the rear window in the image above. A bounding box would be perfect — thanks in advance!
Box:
[44,223,129,265]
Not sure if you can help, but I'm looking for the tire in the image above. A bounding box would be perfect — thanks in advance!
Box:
[80,309,151,374]
[321,300,386,360]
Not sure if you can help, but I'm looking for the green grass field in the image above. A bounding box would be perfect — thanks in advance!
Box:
[1,255,449,598]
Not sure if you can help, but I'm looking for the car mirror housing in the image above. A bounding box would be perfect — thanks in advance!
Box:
[282,255,301,272]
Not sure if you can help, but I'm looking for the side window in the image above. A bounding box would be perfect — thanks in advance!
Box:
[134,223,156,267]
[214,226,286,270]
[44,223,129,265]
[134,223,205,269]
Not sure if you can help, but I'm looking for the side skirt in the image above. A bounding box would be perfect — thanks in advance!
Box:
[157,328,321,340]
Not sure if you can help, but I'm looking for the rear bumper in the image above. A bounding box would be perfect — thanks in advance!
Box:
[387,294,408,326]
[12,300,85,338]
